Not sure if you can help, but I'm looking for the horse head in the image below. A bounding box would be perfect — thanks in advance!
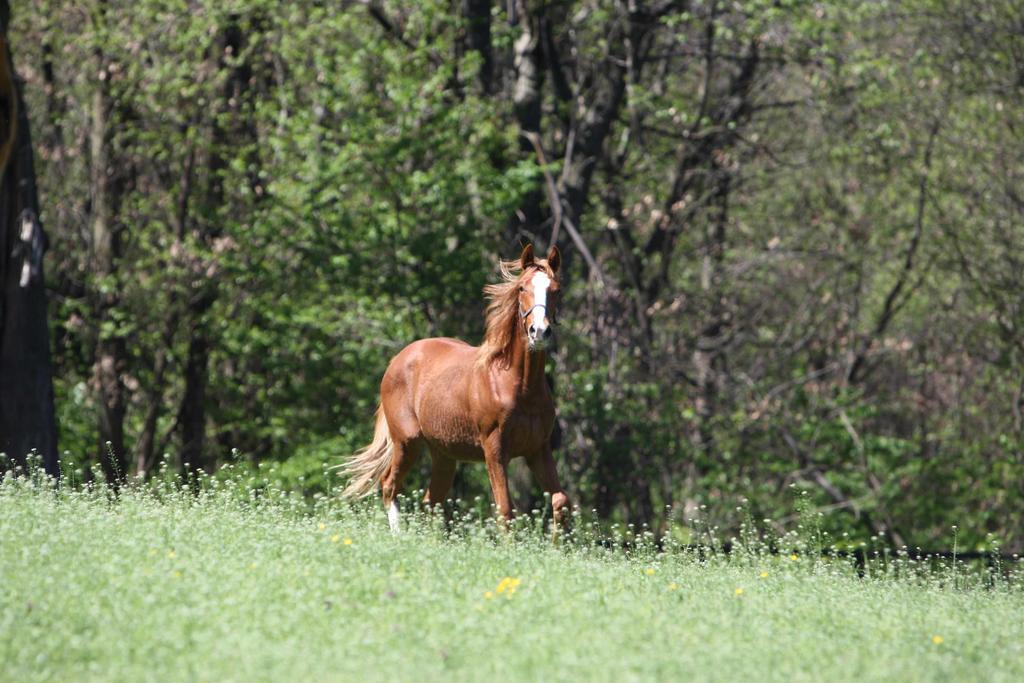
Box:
[516,244,561,351]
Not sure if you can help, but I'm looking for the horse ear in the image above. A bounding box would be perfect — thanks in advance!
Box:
[547,245,561,274]
[519,244,535,270]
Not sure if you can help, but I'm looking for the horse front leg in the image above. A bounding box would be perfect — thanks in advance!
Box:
[482,432,514,526]
[525,445,570,534]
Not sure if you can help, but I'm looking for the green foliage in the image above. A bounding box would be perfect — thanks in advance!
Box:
[10,0,1024,551]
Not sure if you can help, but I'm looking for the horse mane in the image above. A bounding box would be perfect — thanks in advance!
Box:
[477,259,528,369]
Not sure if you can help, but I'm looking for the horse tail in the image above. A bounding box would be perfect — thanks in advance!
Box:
[340,406,393,499]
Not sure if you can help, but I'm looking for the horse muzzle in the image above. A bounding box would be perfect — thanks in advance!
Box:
[527,323,552,350]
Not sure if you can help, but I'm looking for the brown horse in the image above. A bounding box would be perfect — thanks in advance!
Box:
[340,244,568,532]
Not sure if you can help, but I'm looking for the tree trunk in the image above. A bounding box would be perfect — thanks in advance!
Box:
[0,4,59,476]
[505,0,547,246]
[88,32,128,483]
[135,309,178,477]
[461,0,493,94]
[179,308,212,474]
[690,174,730,462]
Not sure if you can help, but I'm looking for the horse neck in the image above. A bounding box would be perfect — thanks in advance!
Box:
[507,326,547,397]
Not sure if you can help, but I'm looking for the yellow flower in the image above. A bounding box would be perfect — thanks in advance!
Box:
[171,570,182,579]
[343,538,353,546]
[932,635,944,645]
[250,562,258,569]
[734,587,744,596]
[644,568,656,576]
[759,571,769,579]
[318,522,326,531]
[668,583,678,591]
[494,576,521,596]
[166,550,176,559]
[789,554,798,561]
[484,591,494,599]
[330,534,340,543]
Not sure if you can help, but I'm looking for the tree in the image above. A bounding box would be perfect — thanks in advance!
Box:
[0,0,58,476]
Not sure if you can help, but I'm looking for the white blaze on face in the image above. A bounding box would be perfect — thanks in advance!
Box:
[528,271,551,343]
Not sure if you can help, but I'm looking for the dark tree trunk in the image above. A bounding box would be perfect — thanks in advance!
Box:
[0,4,59,476]
[179,307,212,474]
[461,0,493,94]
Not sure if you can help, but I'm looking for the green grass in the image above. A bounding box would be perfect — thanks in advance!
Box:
[1,474,1022,682]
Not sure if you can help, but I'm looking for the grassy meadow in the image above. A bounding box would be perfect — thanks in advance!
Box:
[1,472,1022,682]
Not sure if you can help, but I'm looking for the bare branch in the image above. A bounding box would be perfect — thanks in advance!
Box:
[523,131,607,287]
[847,118,941,383]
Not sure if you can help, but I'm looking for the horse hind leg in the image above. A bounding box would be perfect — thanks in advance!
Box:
[381,437,424,533]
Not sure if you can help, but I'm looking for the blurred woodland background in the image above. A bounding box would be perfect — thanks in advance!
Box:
[2,0,1022,550]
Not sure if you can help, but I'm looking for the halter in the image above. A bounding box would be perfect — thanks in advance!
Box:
[521,303,557,326]
[524,305,548,321]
